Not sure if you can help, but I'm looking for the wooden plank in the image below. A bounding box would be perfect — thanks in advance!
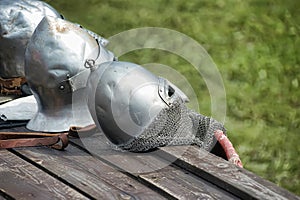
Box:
[241,167,300,200]
[0,192,11,200]
[0,194,8,200]
[0,149,87,200]
[13,144,166,200]
[157,145,300,200]
[0,188,13,200]
[1,126,167,199]
[100,152,238,199]
[3,125,298,199]
[76,130,300,199]
[72,133,240,199]
[140,165,239,199]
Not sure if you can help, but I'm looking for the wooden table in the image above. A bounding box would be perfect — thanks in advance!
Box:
[0,126,299,200]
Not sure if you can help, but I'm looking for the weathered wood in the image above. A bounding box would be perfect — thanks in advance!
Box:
[0,149,87,200]
[101,152,238,199]
[158,145,300,200]
[2,126,299,199]
[0,194,9,200]
[1,126,167,199]
[140,165,239,199]
[0,191,11,200]
[13,144,166,200]
[0,188,14,200]
[241,167,300,200]
[72,133,240,199]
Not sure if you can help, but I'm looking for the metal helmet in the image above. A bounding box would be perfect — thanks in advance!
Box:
[25,16,115,132]
[0,0,61,79]
[88,61,226,152]
[87,61,202,146]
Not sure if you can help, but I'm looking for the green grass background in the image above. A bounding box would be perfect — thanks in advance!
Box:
[47,0,300,195]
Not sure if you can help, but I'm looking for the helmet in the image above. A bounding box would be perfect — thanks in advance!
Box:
[0,0,61,79]
[25,16,115,132]
[87,61,224,152]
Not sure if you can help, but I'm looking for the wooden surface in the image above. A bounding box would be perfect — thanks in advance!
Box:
[0,150,87,200]
[0,126,299,200]
[158,146,300,200]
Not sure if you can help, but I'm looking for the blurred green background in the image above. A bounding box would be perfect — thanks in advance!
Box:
[47,0,300,195]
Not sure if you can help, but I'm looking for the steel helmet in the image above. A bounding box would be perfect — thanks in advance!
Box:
[87,61,224,152]
[0,0,61,79]
[25,16,115,132]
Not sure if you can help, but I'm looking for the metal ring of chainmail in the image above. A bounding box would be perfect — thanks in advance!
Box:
[116,100,226,152]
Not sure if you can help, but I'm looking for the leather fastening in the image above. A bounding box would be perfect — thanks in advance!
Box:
[0,77,26,95]
[0,131,69,150]
[0,124,97,150]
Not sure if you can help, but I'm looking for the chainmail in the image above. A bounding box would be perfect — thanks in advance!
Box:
[117,100,226,152]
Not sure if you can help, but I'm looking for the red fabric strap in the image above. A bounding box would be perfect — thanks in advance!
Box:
[214,130,243,168]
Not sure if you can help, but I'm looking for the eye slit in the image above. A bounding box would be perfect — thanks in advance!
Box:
[60,14,64,19]
[168,85,175,97]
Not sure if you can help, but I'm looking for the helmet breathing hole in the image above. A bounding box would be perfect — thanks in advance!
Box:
[168,85,175,97]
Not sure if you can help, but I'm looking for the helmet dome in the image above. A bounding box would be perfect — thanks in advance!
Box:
[25,16,115,132]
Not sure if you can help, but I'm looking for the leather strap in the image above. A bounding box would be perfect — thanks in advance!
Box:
[0,124,97,150]
[68,124,97,138]
[214,130,243,168]
[0,131,68,150]
[0,77,27,95]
